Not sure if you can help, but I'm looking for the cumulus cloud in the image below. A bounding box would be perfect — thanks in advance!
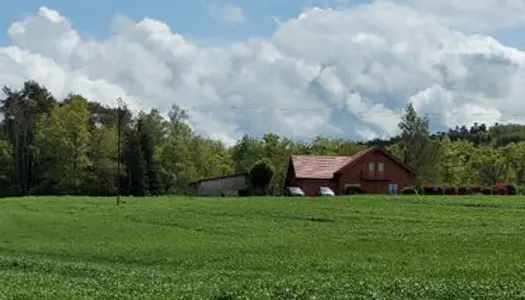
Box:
[205,3,246,23]
[1,3,525,144]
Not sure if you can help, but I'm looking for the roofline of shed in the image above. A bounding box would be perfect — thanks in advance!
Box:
[188,172,249,185]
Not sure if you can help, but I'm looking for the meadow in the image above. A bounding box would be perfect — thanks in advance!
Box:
[0,195,524,299]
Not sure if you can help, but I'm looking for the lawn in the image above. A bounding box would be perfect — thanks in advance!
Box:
[0,195,524,299]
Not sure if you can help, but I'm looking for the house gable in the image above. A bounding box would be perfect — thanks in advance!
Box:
[334,146,416,177]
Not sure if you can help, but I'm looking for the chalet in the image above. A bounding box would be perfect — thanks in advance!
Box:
[284,146,417,196]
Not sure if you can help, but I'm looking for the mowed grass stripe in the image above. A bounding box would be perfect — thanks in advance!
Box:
[0,196,524,299]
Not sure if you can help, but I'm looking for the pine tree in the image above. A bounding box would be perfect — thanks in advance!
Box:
[137,119,163,195]
[123,127,147,196]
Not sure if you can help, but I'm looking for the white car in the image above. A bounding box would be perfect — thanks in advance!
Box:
[316,187,335,196]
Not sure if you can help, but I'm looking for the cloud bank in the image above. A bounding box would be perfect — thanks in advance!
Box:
[1,2,525,144]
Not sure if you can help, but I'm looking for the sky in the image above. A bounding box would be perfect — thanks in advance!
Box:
[1,0,525,144]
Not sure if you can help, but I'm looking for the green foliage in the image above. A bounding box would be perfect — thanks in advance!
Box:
[123,125,147,196]
[0,141,13,194]
[3,80,525,196]
[469,146,506,187]
[34,96,92,193]
[249,159,274,194]
[398,102,440,181]
[0,196,524,299]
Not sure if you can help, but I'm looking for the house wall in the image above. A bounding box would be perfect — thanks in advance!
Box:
[196,175,250,196]
[300,179,335,196]
[337,149,415,194]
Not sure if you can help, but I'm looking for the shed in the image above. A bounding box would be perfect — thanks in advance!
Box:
[187,173,251,197]
[284,146,417,196]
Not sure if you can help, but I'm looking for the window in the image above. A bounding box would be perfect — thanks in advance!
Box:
[368,162,375,177]
[378,162,384,178]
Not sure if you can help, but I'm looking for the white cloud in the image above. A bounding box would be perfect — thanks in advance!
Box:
[398,0,525,31]
[1,3,525,144]
[206,3,246,23]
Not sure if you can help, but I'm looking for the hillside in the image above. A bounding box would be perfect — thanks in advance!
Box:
[1,196,525,299]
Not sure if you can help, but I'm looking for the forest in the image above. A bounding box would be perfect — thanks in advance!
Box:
[1,80,525,197]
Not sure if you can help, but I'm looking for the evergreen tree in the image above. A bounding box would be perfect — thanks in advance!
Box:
[123,126,147,196]
[137,119,163,195]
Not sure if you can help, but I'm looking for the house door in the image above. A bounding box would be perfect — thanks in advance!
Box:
[388,183,398,195]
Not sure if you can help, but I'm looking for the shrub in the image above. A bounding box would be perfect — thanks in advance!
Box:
[443,186,457,195]
[470,186,482,194]
[345,184,364,195]
[457,187,469,195]
[481,187,492,195]
[249,159,274,195]
[401,186,418,195]
[505,184,517,195]
[517,185,525,195]
[423,186,442,195]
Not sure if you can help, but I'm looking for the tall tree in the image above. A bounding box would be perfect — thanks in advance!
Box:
[469,145,506,187]
[504,142,525,186]
[1,81,56,193]
[437,136,472,186]
[34,96,92,193]
[231,134,263,173]
[87,124,118,195]
[398,102,440,182]
[123,125,147,196]
[137,118,163,195]
[0,141,13,195]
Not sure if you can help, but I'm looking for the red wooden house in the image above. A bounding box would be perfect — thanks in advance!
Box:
[284,146,417,195]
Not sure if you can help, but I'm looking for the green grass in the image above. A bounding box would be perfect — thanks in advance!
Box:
[1,195,525,299]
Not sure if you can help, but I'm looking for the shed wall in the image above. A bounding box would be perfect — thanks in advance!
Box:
[197,175,250,196]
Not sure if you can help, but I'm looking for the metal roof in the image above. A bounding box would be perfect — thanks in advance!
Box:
[290,146,416,180]
[291,155,356,179]
[188,172,249,185]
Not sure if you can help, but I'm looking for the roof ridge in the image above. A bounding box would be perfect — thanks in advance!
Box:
[291,154,354,157]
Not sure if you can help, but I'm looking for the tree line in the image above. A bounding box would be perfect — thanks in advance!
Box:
[1,80,525,197]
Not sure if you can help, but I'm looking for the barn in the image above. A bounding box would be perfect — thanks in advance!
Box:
[284,146,417,196]
[186,173,252,196]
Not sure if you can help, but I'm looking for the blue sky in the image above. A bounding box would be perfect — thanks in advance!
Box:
[1,0,525,141]
[0,0,324,44]
[0,0,524,49]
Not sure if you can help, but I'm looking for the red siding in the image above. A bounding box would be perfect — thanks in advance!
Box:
[337,149,415,194]
[284,148,416,195]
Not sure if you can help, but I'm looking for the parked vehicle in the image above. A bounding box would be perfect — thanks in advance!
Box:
[316,186,335,196]
[283,186,305,196]
[344,183,364,195]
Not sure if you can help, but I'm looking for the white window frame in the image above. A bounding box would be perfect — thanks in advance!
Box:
[378,162,384,172]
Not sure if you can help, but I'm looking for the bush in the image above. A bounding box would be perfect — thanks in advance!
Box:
[345,184,364,195]
[401,186,418,195]
[457,187,469,195]
[470,186,482,194]
[423,186,442,195]
[516,185,525,195]
[505,184,517,195]
[481,187,492,195]
[249,160,274,195]
[443,187,457,195]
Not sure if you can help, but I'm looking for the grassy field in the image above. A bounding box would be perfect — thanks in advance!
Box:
[1,195,524,299]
